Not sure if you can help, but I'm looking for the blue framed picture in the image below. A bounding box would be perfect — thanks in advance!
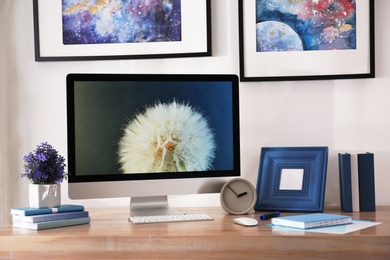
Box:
[254,147,328,212]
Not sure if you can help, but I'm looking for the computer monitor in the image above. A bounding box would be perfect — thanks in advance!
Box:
[67,73,240,216]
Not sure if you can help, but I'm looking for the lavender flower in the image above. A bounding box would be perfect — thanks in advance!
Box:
[21,142,67,184]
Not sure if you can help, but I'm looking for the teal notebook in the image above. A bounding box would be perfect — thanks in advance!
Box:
[271,213,352,229]
[11,204,85,216]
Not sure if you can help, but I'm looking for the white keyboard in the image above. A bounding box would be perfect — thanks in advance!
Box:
[129,213,214,224]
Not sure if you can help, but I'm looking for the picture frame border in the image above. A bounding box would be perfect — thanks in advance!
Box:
[33,0,212,62]
[254,147,328,212]
[238,0,375,82]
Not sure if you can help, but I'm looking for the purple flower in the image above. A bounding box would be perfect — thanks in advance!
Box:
[21,142,67,184]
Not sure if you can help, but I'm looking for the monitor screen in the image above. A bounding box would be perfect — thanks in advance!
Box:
[67,73,240,215]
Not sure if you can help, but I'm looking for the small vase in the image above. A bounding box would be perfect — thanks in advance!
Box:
[29,183,61,208]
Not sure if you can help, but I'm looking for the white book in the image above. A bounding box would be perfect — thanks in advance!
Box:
[271,213,352,229]
[350,153,360,212]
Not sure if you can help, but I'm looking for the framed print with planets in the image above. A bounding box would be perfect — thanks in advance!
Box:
[238,0,375,81]
[33,0,211,61]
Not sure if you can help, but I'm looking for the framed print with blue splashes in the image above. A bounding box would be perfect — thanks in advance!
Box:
[239,0,375,81]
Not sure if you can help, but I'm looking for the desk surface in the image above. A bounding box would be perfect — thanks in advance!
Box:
[1,207,390,259]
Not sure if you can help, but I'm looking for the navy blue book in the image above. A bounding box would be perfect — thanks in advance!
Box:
[358,153,376,211]
[12,211,89,223]
[338,153,353,212]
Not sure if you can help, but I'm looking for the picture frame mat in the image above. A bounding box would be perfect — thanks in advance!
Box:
[36,0,208,58]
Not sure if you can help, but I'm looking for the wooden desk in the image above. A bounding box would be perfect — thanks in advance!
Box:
[1,207,390,259]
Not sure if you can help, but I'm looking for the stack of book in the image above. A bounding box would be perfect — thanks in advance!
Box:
[11,204,90,230]
[338,152,376,212]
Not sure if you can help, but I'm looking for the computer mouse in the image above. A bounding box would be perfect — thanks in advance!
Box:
[233,217,258,227]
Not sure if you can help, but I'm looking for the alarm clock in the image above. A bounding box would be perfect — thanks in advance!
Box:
[220,178,257,215]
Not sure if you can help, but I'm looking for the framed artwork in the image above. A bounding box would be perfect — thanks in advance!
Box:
[239,0,375,81]
[254,147,328,212]
[33,0,211,61]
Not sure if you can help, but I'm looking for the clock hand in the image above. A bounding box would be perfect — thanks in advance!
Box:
[227,185,239,197]
[237,192,248,198]
[227,185,248,198]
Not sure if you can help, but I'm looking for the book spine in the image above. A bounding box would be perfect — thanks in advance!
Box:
[351,154,360,212]
[13,211,89,223]
[13,217,91,230]
[358,153,376,211]
[338,153,353,212]
[11,205,85,216]
[11,208,51,216]
[305,218,352,229]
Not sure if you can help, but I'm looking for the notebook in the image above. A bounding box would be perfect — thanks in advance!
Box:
[271,213,353,229]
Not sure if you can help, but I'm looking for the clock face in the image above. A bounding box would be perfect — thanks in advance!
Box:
[220,178,257,215]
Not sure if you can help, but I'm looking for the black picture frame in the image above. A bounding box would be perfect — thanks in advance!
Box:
[254,147,328,212]
[239,0,375,81]
[33,0,211,61]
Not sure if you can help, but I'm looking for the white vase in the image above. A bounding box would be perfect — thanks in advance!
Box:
[29,183,61,208]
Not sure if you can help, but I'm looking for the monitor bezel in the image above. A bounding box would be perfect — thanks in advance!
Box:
[66,73,240,184]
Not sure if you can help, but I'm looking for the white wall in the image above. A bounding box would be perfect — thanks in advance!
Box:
[1,0,390,224]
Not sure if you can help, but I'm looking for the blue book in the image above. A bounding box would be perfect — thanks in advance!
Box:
[12,217,91,230]
[11,204,85,216]
[358,152,376,211]
[271,213,352,229]
[338,153,353,212]
[12,211,89,223]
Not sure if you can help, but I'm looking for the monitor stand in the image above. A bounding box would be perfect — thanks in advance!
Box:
[129,195,185,217]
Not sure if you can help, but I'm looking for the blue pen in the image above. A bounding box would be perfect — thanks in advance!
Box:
[259,211,280,221]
